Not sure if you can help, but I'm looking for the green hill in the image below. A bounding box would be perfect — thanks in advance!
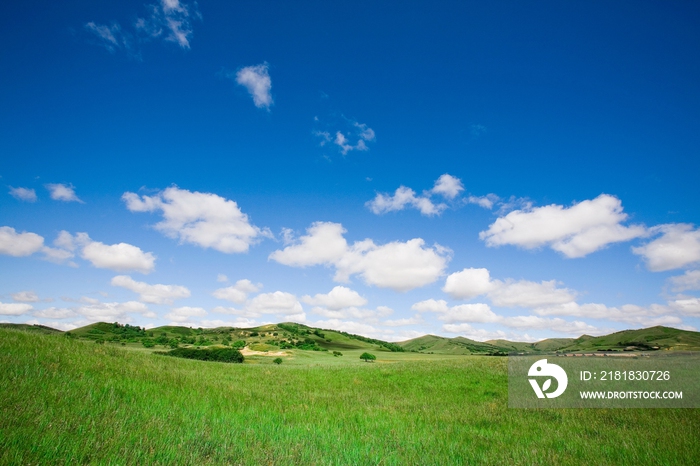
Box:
[0,323,62,335]
[5,321,700,354]
[555,326,700,352]
[397,334,508,355]
[398,326,700,354]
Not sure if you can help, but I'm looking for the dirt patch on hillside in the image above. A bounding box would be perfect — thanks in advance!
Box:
[241,348,290,357]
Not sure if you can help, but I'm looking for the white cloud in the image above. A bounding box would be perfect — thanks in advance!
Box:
[533,302,682,326]
[198,318,260,328]
[247,292,304,318]
[441,324,510,342]
[87,0,200,55]
[79,234,156,274]
[480,194,646,258]
[302,286,367,310]
[367,174,467,216]
[11,291,39,303]
[0,302,33,316]
[413,299,604,335]
[269,222,347,266]
[45,183,83,203]
[166,306,207,323]
[123,187,268,253]
[33,307,78,319]
[54,231,77,251]
[111,275,190,304]
[383,315,424,327]
[236,63,273,109]
[442,268,496,299]
[217,274,229,283]
[30,319,80,331]
[9,187,37,202]
[466,194,499,209]
[213,279,261,304]
[0,226,44,257]
[431,174,464,199]
[334,122,375,155]
[309,305,391,322]
[67,300,155,322]
[270,222,450,292]
[632,224,700,271]
[366,186,445,216]
[669,298,700,316]
[668,270,700,292]
[443,268,575,307]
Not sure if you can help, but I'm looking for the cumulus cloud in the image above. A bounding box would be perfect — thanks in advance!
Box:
[443,268,575,307]
[123,186,268,253]
[47,300,156,322]
[235,63,273,110]
[166,306,207,323]
[366,186,445,216]
[480,194,646,258]
[367,174,493,216]
[0,227,44,257]
[309,305,392,322]
[111,275,190,304]
[532,302,682,327]
[668,270,700,292]
[302,286,368,310]
[632,224,700,271]
[214,291,305,322]
[383,315,424,327]
[431,174,464,199]
[45,184,83,203]
[270,222,450,292]
[33,307,78,319]
[86,0,201,56]
[213,279,261,304]
[413,299,602,335]
[77,234,155,274]
[11,291,40,303]
[9,187,37,202]
[0,302,33,316]
[668,298,700,316]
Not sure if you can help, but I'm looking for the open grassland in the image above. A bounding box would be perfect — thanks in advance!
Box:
[1,328,699,465]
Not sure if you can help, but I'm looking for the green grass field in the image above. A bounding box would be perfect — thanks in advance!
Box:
[2,327,699,465]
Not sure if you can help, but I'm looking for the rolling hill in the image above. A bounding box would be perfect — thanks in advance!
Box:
[5,322,700,354]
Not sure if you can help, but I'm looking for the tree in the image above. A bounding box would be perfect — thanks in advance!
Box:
[273,357,283,365]
[360,352,376,362]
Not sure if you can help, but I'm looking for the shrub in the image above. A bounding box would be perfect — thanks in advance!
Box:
[273,358,283,365]
[142,339,156,348]
[333,351,343,357]
[161,347,244,363]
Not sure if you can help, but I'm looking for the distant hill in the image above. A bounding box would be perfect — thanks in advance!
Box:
[398,334,508,355]
[397,326,700,354]
[0,323,62,335]
[3,322,699,354]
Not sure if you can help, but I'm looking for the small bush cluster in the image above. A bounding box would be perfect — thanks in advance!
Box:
[159,347,244,363]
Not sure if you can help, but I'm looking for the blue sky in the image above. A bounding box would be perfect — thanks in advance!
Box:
[1,0,699,341]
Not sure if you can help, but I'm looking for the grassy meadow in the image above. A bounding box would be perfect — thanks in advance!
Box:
[1,327,699,465]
